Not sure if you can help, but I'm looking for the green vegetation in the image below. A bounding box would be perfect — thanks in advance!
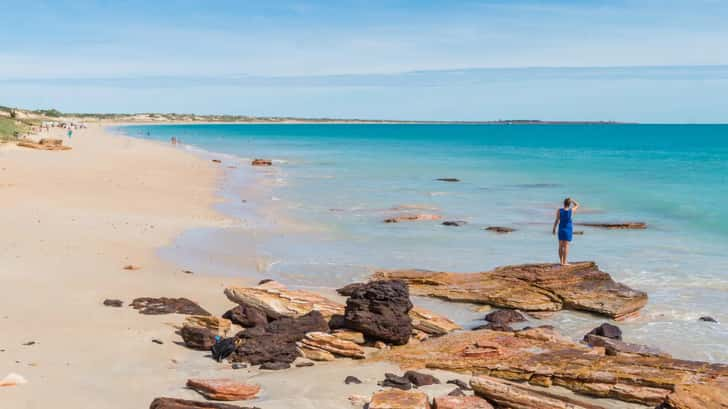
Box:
[0,117,21,141]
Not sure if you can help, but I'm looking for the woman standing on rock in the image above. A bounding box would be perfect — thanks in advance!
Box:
[553,197,579,265]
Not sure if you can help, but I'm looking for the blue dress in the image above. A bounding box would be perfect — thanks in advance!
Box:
[558,208,573,241]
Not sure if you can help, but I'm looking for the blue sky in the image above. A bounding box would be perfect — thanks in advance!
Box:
[2,0,728,121]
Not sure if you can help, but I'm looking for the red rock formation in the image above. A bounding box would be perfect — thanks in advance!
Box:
[186,379,260,401]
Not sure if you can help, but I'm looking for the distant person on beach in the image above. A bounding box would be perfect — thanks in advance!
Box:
[67,129,73,139]
[552,197,579,265]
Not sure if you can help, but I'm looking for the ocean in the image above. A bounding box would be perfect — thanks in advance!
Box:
[119,123,728,362]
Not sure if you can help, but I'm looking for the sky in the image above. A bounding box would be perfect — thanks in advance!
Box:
[2,0,728,121]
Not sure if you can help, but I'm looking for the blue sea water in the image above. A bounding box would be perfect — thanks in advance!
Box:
[119,123,728,362]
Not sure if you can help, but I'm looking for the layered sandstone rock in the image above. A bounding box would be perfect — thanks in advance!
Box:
[410,306,461,335]
[185,315,232,336]
[17,139,72,151]
[379,327,728,406]
[433,395,494,409]
[298,331,365,359]
[180,325,217,350]
[186,379,260,401]
[372,262,647,320]
[384,214,442,223]
[470,376,607,409]
[369,389,431,409]
[224,281,342,319]
[658,382,728,409]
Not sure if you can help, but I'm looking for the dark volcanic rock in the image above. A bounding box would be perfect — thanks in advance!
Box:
[130,297,210,316]
[231,311,328,366]
[180,325,217,350]
[485,310,527,325]
[436,178,460,182]
[584,323,622,341]
[345,375,362,384]
[447,379,471,390]
[149,397,258,409]
[699,316,718,323]
[442,220,467,227]
[448,388,466,397]
[257,278,274,285]
[484,226,516,234]
[103,299,123,307]
[380,373,412,390]
[404,370,440,387]
[328,314,346,330]
[343,280,413,345]
[222,304,268,328]
[337,282,366,296]
[260,361,290,370]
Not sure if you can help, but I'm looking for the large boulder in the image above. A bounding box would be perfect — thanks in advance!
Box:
[222,304,269,328]
[380,326,728,407]
[372,262,647,320]
[180,325,217,350]
[224,281,342,319]
[343,280,413,345]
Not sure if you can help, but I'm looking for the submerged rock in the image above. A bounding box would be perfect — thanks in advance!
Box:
[435,178,460,182]
[130,297,210,316]
[251,159,272,166]
[186,378,260,401]
[343,280,413,345]
[484,226,516,233]
[699,316,718,323]
[380,326,728,406]
[577,222,647,229]
[484,310,527,325]
[442,220,467,227]
[372,262,648,320]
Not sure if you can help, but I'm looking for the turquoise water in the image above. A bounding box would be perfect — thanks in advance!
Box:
[120,123,728,361]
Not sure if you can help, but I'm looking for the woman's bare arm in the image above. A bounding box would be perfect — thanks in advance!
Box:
[552,209,560,235]
[571,199,580,212]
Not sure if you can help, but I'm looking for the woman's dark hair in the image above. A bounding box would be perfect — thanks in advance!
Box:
[564,197,572,207]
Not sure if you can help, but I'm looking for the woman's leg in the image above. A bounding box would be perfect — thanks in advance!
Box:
[563,241,570,265]
[558,241,564,264]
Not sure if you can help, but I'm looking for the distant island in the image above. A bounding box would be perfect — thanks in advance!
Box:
[0,104,628,140]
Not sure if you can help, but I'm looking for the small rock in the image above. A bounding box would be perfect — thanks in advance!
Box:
[212,159,222,163]
[345,376,362,384]
[186,378,260,401]
[584,323,622,341]
[152,339,164,345]
[484,226,515,233]
[404,370,440,387]
[699,316,718,323]
[103,299,123,307]
[251,159,272,166]
[295,361,314,367]
[232,363,247,369]
[0,373,28,387]
[447,388,465,397]
[260,361,290,370]
[21,341,35,346]
[123,264,141,270]
[442,221,467,227]
[183,270,194,274]
[379,373,412,390]
[257,278,274,285]
[435,178,460,182]
[484,310,527,325]
[446,379,471,390]
[131,297,210,316]
[348,395,369,407]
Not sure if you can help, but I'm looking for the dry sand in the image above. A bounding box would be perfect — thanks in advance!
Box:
[0,125,645,409]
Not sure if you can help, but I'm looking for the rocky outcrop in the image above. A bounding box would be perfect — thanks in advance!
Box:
[17,139,72,151]
[372,262,647,320]
[409,306,461,336]
[251,159,272,166]
[434,395,493,409]
[385,214,443,223]
[222,304,268,328]
[583,334,669,358]
[344,280,413,345]
[484,226,515,233]
[185,316,231,336]
[380,327,728,406]
[131,297,210,316]
[470,376,607,409]
[180,325,217,350]
[230,311,329,366]
[149,397,259,409]
[297,331,365,359]
[657,382,728,409]
[224,281,342,319]
[186,379,260,401]
[370,389,431,409]
[332,329,365,344]
[577,222,647,229]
